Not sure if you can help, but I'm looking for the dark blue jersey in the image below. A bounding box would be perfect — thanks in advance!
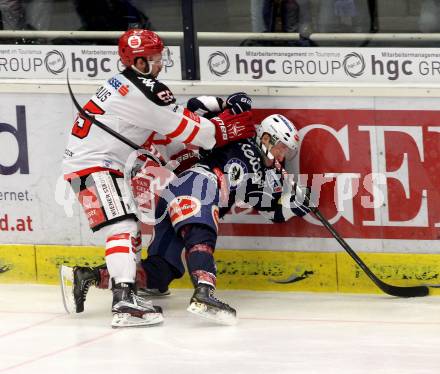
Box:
[198,138,286,220]
[148,137,310,275]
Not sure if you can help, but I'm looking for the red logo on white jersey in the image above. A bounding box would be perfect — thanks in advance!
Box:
[168,196,201,226]
[118,85,129,96]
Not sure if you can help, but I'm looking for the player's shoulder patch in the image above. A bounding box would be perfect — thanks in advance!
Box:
[107,76,129,96]
[224,157,248,189]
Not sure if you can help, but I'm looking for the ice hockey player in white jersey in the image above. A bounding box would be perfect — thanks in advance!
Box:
[62,29,255,328]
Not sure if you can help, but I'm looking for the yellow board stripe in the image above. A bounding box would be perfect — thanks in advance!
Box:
[0,245,36,283]
[337,252,440,295]
[0,244,439,295]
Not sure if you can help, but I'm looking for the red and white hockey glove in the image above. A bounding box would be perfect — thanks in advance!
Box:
[211,110,255,148]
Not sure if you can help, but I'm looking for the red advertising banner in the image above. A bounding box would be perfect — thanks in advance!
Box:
[213,108,440,241]
[2,91,439,247]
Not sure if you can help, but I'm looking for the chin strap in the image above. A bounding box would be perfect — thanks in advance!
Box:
[260,142,275,160]
[131,61,153,76]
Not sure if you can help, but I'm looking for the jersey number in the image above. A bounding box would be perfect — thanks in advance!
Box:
[157,90,174,104]
[71,100,105,139]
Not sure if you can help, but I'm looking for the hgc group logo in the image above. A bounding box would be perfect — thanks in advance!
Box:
[44,50,66,75]
[205,49,369,80]
[343,52,366,78]
[161,47,175,73]
[208,51,230,76]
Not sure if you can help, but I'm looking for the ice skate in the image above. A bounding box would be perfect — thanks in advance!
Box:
[187,284,237,325]
[73,266,101,313]
[111,282,164,328]
[59,265,101,314]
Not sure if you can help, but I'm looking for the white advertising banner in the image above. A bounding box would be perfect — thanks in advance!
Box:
[0,93,85,245]
[0,45,182,80]
[200,47,440,83]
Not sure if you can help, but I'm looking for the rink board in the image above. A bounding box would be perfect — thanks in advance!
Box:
[1,82,440,296]
[1,244,440,295]
[1,91,440,248]
[0,245,36,283]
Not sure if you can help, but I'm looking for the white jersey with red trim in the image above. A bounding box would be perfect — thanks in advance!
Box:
[63,68,215,179]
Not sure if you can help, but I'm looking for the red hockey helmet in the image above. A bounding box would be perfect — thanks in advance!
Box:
[118,29,164,67]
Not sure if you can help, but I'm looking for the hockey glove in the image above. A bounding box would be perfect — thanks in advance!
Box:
[270,160,314,221]
[225,92,252,114]
[211,110,255,148]
[258,182,312,223]
[290,183,312,217]
[187,96,225,119]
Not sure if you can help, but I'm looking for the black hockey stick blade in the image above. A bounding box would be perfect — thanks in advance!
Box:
[312,208,429,298]
[66,72,163,166]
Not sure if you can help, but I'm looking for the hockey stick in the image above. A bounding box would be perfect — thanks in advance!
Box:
[66,73,163,166]
[312,207,429,297]
[273,160,429,297]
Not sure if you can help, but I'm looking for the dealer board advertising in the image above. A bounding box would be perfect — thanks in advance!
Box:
[200,47,440,83]
[0,45,182,80]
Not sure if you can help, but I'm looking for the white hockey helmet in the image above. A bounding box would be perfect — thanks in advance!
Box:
[256,114,299,160]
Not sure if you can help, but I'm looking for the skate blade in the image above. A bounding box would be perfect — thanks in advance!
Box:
[187,302,238,326]
[111,312,164,328]
[59,265,75,314]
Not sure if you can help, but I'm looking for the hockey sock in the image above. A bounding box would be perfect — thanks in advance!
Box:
[103,219,140,284]
[179,224,218,287]
[92,264,147,290]
[186,244,217,288]
[105,233,137,284]
[132,231,142,263]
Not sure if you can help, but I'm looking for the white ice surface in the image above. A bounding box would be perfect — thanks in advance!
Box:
[1,284,440,374]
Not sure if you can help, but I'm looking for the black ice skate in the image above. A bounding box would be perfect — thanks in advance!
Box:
[111,282,164,328]
[187,284,237,325]
[73,266,101,313]
[60,265,100,314]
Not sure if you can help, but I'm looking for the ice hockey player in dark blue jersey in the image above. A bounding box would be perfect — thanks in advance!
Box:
[60,95,312,325]
[144,112,311,324]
